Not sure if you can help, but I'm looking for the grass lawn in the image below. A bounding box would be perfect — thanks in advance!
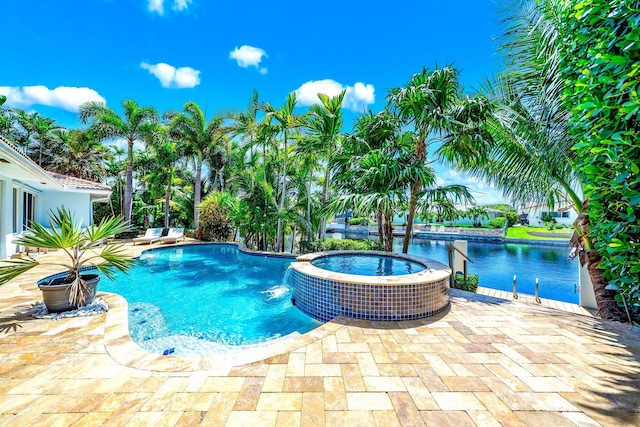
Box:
[506,226,571,240]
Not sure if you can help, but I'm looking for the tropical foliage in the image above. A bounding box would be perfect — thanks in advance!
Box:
[0,1,636,323]
[558,0,640,317]
[0,207,132,306]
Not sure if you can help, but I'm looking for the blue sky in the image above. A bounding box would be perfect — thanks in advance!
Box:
[2,0,505,203]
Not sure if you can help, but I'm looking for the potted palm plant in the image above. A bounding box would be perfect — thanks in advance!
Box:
[0,206,133,313]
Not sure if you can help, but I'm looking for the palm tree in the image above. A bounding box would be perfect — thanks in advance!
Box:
[31,114,62,167]
[305,91,345,240]
[50,129,108,181]
[387,66,493,253]
[167,101,226,229]
[448,0,624,320]
[263,93,301,252]
[79,100,160,225]
[0,95,15,140]
[465,206,490,227]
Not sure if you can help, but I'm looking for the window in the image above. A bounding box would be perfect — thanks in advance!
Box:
[22,191,36,229]
[12,188,18,233]
[561,211,570,218]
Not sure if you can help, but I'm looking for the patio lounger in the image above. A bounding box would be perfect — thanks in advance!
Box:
[430,225,437,232]
[132,228,163,245]
[160,228,185,244]
[439,226,445,233]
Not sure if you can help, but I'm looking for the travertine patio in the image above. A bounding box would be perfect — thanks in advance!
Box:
[0,242,638,426]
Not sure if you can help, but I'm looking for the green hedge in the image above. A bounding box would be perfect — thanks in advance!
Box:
[453,274,479,292]
[560,0,640,312]
[487,217,507,229]
[348,217,369,226]
[300,238,382,253]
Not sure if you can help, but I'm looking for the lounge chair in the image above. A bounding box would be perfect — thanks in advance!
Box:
[160,228,185,244]
[132,228,163,245]
[430,225,437,232]
[439,226,445,233]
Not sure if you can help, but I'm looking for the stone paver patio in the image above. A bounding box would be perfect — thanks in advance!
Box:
[0,241,639,426]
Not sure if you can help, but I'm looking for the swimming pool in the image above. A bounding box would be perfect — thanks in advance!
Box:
[100,244,321,356]
[310,253,426,276]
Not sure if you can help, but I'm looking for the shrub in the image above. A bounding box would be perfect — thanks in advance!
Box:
[453,274,479,292]
[299,238,382,253]
[197,196,234,242]
[487,217,507,229]
[504,211,519,227]
[348,217,369,226]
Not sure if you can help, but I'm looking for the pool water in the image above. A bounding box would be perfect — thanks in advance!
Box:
[396,239,579,303]
[311,254,426,276]
[100,244,320,355]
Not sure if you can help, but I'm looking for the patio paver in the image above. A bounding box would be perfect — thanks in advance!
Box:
[0,241,639,426]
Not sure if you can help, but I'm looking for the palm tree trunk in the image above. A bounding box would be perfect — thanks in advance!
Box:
[194,153,203,230]
[402,180,421,253]
[164,170,172,228]
[377,210,384,247]
[124,140,134,225]
[402,133,427,253]
[276,130,287,252]
[384,212,393,252]
[573,206,626,321]
[319,143,332,241]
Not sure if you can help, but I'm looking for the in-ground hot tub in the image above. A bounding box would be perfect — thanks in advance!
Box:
[289,251,451,322]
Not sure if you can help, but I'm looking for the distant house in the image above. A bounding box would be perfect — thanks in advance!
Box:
[0,135,111,259]
[519,202,577,227]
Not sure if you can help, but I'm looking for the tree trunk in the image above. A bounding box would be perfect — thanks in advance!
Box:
[403,132,426,253]
[383,212,393,252]
[319,143,332,242]
[164,172,171,228]
[124,140,134,225]
[276,130,287,252]
[572,206,626,321]
[194,154,202,230]
[376,210,384,247]
[579,250,625,321]
[402,180,421,253]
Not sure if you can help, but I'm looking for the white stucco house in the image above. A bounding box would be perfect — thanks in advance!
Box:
[0,135,111,259]
[519,201,578,227]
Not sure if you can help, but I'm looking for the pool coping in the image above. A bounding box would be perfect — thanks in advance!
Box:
[293,250,451,285]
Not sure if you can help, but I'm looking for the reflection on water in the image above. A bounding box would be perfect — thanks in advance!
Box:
[395,238,578,303]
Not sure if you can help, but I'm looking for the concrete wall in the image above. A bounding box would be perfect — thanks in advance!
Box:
[38,191,93,227]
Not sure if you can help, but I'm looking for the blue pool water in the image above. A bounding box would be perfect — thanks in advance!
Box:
[100,244,320,355]
[311,254,426,276]
[398,239,579,303]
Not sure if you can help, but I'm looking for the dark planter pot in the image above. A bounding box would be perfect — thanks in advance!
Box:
[37,274,100,313]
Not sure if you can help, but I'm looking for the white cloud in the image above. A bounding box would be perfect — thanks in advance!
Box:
[172,0,191,11]
[0,85,106,112]
[294,79,376,112]
[147,0,191,15]
[147,0,164,14]
[229,45,267,73]
[140,62,201,88]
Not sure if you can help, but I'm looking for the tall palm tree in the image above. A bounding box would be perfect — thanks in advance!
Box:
[228,90,261,159]
[305,91,345,240]
[50,129,108,181]
[446,0,624,320]
[147,127,181,228]
[0,95,15,140]
[79,99,160,225]
[387,66,493,253]
[31,114,62,167]
[167,101,226,229]
[263,93,301,252]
